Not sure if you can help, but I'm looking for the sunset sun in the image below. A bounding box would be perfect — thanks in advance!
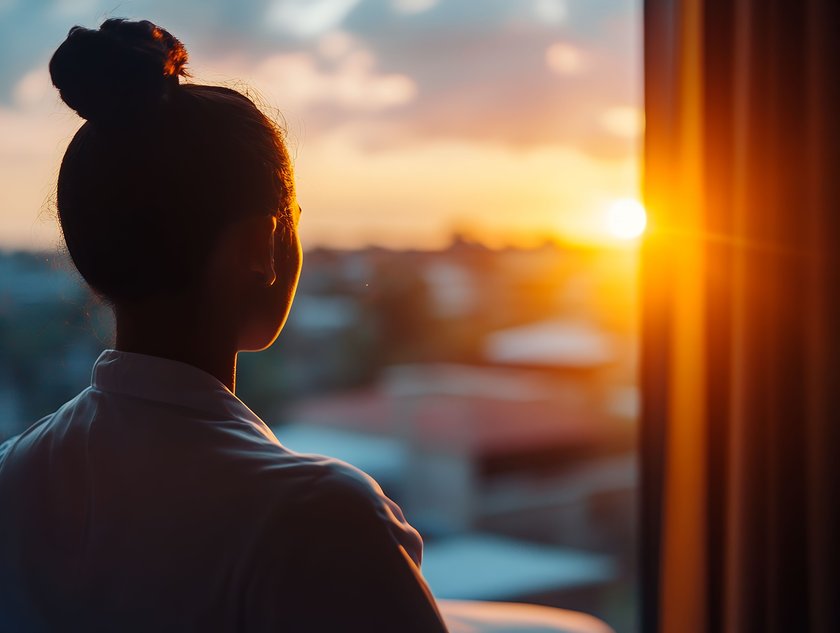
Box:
[606,198,647,240]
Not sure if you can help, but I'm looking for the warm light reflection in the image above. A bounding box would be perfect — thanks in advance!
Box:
[606,198,647,240]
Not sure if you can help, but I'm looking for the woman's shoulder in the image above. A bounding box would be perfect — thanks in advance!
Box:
[0,390,92,473]
[241,455,442,633]
[258,450,424,566]
[260,450,392,516]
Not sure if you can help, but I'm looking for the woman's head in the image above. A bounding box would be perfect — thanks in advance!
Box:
[50,18,301,351]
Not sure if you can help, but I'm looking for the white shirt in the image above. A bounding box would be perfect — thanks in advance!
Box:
[0,350,448,632]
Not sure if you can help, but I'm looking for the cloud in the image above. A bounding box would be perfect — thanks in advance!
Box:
[545,42,587,75]
[243,47,416,113]
[48,0,100,19]
[0,0,640,160]
[390,0,440,15]
[316,30,356,60]
[13,65,53,109]
[532,0,568,24]
[265,0,362,38]
[0,104,79,249]
[600,105,644,139]
[338,1,642,159]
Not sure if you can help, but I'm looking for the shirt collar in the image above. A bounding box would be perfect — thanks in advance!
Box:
[90,349,278,441]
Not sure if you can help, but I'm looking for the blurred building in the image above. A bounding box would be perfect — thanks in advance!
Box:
[2,243,639,617]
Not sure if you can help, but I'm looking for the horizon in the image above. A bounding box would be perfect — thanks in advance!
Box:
[0,226,643,257]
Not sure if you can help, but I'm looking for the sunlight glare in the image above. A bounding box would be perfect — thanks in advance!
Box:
[606,198,647,240]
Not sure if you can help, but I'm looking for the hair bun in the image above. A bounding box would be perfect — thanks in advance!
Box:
[50,19,188,125]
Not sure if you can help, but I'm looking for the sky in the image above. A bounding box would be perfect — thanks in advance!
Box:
[0,0,641,250]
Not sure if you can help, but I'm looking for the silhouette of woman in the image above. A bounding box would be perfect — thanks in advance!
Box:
[0,19,448,632]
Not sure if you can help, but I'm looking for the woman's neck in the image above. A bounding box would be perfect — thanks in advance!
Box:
[114,299,238,392]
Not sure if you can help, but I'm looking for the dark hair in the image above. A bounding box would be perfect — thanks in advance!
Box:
[49,19,295,303]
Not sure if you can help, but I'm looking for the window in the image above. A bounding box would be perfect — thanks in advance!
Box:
[0,2,642,630]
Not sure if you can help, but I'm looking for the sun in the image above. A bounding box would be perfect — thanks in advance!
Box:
[606,198,647,240]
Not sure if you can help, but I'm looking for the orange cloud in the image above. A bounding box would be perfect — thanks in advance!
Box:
[545,43,587,75]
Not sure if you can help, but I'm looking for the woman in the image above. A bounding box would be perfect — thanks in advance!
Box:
[0,19,448,632]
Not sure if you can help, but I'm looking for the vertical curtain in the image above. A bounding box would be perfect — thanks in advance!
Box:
[641,0,840,632]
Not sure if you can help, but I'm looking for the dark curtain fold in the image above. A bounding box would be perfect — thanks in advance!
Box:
[641,0,840,632]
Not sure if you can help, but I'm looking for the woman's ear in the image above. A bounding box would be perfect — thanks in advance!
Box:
[242,214,277,287]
